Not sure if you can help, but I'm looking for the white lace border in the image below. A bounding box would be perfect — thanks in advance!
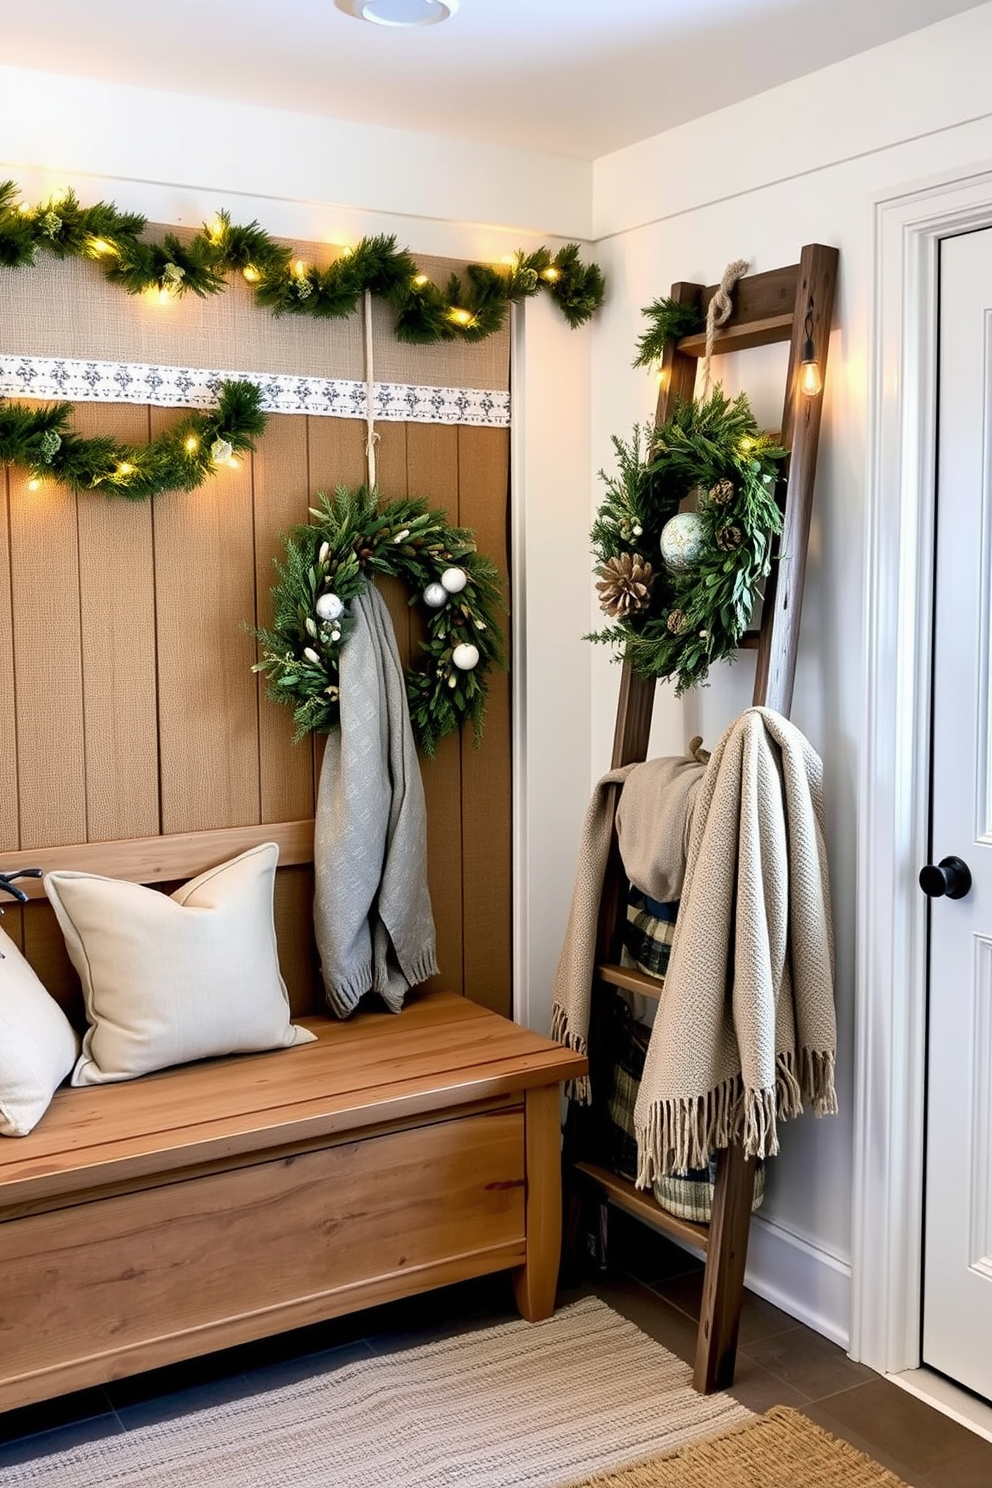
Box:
[0,355,511,429]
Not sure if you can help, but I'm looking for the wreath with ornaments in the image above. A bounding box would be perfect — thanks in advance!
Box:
[253,486,504,758]
[586,388,786,694]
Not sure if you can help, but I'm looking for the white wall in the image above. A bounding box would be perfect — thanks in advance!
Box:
[591,1,992,1347]
[0,63,595,1048]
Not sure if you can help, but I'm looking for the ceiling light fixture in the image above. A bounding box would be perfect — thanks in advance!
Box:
[335,0,458,26]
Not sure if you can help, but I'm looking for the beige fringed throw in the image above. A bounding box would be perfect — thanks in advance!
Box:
[314,585,439,1017]
[550,754,706,1103]
[633,708,836,1184]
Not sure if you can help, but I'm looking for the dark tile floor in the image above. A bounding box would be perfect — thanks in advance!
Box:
[2,1217,992,1486]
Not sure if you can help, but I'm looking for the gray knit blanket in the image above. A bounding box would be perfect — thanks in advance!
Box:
[314,585,439,1017]
[551,707,837,1180]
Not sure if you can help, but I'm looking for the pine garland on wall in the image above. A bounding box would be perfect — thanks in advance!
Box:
[0,183,606,344]
[0,380,266,499]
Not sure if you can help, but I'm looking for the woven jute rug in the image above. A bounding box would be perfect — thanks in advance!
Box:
[570,1404,912,1488]
[0,1298,752,1488]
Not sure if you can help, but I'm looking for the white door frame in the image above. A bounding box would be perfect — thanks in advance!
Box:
[853,162,992,1373]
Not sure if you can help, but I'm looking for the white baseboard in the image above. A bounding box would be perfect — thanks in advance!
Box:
[744,1213,852,1350]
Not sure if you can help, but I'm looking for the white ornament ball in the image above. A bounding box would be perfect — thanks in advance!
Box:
[660,511,706,573]
[440,566,468,594]
[315,592,344,622]
[423,582,448,608]
[452,642,480,671]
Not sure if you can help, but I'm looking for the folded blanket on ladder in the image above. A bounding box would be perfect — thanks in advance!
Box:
[314,584,439,1017]
[551,706,837,1180]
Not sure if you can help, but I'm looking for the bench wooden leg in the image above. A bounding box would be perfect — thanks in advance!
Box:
[693,1144,756,1393]
[513,1084,562,1321]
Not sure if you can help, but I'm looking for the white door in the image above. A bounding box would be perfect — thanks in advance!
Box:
[924,226,992,1397]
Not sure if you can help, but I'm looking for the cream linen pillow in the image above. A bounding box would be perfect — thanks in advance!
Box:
[0,926,80,1135]
[44,842,315,1087]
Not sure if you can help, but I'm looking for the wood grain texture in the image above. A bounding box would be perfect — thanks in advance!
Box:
[0,991,585,1203]
[513,1083,564,1321]
[408,422,466,1000]
[73,404,160,843]
[252,413,316,826]
[9,472,86,848]
[458,427,511,1016]
[0,1242,527,1412]
[694,1145,757,1393]
[151,408,259,834]
[753,244,839,716]
[0,1109,525,1405]
[273,861,319,1016]
[0,819,315,897]
[0,470,19,852]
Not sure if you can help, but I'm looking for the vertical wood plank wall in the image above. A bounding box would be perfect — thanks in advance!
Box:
[0,406,511,1020]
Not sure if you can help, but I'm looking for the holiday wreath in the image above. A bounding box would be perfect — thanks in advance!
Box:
[587,388,786,693]
[253,486,504,757]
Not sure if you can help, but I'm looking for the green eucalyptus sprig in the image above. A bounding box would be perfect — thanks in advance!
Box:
[0,182,606,342]
[586,388,786,694]
[0,379,266,499]
[253,486,505,757]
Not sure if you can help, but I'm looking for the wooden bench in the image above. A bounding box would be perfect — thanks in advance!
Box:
[0,983,585,1413]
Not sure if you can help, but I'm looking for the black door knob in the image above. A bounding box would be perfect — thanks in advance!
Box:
[919,856,972,900]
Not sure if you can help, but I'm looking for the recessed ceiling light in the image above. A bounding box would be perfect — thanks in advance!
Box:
[335,0,458,26]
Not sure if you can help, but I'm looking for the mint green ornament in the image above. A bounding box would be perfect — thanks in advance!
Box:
[659,511,705,573]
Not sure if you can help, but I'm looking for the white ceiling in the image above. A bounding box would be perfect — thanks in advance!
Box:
[3,0,986,160]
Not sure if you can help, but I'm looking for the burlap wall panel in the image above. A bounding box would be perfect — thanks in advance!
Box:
[0,248,509,393]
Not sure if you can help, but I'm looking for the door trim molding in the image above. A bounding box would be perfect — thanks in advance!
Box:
[854,163,992,1373]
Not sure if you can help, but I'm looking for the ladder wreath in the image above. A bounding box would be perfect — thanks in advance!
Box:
[587,388,786,694]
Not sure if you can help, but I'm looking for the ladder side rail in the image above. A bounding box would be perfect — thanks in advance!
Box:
[697,243,839,1393]
[753,244,839,715]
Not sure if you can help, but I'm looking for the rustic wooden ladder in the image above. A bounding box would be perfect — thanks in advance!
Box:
[573,243,839,1393]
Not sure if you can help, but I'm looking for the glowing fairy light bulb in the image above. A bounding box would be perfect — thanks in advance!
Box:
[243,266,260,283]
[184,435,199,454]
[448,308,473,327]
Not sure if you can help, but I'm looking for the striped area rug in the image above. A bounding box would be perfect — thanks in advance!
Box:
[0,1299,753,1488]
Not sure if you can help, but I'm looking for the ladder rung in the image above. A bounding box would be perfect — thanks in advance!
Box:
[576,1161,710,1253]
[677,312,794,358]
[597,962,665,1000]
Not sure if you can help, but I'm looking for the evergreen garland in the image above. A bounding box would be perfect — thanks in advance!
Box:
[0,183,605,342]
[632,296,705,368]
[0,380,266,499]
[587,388,786,694]
[253,487,504,757]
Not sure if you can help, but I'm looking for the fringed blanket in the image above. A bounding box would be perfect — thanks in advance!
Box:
[552,708,836,1181]
[550,753,706,1104]
[313,585,438,1017]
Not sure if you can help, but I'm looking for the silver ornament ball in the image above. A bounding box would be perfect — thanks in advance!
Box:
[440,566,468,594]
[660,511,706,572]
[315,592,344,622]
[423,582,448,608]
[452,642,480,671]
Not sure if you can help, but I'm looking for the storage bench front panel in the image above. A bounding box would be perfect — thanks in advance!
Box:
[0,1106,525,1403]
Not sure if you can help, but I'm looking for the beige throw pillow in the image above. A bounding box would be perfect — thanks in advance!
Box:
[44,843,315,1087]
[0,926,80,1135]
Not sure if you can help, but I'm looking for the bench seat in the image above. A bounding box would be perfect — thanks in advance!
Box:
[0,989,585,1412]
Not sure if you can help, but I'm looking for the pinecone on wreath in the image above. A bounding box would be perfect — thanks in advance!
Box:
[596,552,655,618]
